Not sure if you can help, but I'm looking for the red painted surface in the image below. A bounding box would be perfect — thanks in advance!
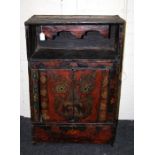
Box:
[46,69,73,122]
[33,124,113,144]
[74,69,102,122]
[30,60,117,123]
[38,68,114,123]
[29,57,120,144]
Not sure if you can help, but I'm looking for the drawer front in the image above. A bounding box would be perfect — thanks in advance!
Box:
[32,124,114,144]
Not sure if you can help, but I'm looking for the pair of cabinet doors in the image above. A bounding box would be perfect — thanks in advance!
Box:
[30,60,118,124]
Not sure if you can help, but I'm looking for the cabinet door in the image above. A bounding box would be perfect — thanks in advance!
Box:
[73,68,110,123]
[30,63,117,123]
[39,69,74,122]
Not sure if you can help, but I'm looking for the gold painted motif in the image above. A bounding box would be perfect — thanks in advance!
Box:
[31,70,39,121]
[39,71,49,120]
[101,91,108,98]
[42,110,50,120]
[33,72,38,79]
[49,72,73,119]
[40,89,47,96]
[80,84,93,93]
[79,72,95,94]
[33,94,38,102]
[40,75,47,84]
[74,72,96,119]
[55,84,67,93]
[41,101,48,109]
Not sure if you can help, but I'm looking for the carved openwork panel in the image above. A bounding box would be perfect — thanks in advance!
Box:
[41,25,109,39]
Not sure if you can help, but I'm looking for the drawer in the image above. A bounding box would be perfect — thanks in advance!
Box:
[32,124,114,144]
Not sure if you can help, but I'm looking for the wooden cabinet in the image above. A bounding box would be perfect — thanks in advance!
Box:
[25,15,125,144]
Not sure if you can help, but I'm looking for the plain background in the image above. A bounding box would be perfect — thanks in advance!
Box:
[20,0,134,120]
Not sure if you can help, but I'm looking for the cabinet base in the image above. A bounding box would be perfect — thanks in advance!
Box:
[32,123,116,144]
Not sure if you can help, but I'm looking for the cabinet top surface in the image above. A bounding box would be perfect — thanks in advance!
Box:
[25,15,125,25]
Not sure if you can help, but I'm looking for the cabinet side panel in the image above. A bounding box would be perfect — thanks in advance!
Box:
[107,63,120,121]
[29,68,40,122]
[25,25,37,60]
